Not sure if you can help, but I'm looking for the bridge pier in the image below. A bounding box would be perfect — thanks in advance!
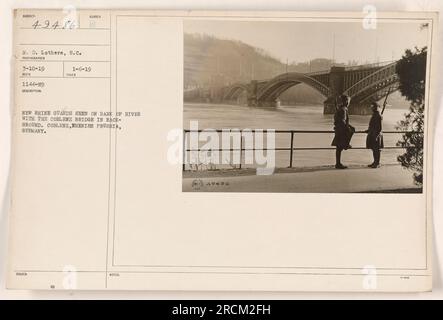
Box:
[323,66,345,115]
[323,66,372,115]
[247,97,257,107]
[323,97,336,114]
[348,102,373,115]
[257,100,278,108]
[246,80,258,107]
[324,99,373,115]
[247,99,278,108]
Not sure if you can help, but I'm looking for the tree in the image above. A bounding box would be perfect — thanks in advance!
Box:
[395,47,427,185]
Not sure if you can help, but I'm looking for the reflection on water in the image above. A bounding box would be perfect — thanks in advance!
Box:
[183,103,410,168]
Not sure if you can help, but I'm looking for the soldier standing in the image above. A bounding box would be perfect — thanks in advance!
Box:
[365,102,384,168]
[331,94,354,169]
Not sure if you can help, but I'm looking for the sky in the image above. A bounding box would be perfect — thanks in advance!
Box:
[184,19,430,65]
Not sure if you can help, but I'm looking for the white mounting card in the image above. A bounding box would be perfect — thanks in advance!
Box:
[7,9,438,291]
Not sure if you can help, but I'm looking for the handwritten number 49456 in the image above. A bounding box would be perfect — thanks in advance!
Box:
[32,20,77,30]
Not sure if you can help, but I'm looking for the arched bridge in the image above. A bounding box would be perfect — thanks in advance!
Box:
[217,61,399,115]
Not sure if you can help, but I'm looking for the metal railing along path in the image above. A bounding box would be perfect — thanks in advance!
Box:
[182,129,419,170]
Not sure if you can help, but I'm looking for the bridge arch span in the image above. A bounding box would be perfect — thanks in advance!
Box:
[222,83,250,101]
[257,72,330,104]
[344,62,399,105]
[213,61,401,113]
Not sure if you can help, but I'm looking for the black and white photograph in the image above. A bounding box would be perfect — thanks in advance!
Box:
[182,18,431,193]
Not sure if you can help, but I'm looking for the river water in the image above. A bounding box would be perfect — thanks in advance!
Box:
[183,103,410,168]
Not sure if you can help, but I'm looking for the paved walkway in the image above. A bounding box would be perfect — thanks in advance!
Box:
[182,164,420,193]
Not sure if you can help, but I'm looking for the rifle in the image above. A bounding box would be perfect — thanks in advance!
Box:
[381,87,392,115]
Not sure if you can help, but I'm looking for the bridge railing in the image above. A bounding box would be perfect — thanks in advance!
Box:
[306,69,331,76]
[306,61,396,76]
[182,129,419,170]
[344,60,396,72]
[344,62,398,99]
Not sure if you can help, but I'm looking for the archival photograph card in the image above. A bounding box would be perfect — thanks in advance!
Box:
[7,9,437,291]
